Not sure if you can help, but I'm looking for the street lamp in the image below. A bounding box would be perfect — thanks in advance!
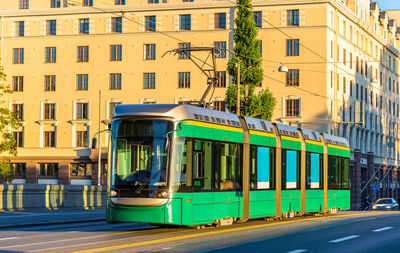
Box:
[278,64,288,73]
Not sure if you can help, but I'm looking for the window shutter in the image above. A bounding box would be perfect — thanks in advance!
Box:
[282,97,286,117]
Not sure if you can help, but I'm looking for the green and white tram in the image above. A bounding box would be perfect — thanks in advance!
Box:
[106,104,350,226]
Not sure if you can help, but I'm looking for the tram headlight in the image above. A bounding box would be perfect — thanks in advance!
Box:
[110,190,118,197]
[156,190,168,198]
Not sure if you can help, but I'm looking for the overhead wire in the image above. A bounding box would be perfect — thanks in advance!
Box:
[65,0,395,106]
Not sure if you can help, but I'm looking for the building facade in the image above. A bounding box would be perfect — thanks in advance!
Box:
[1,0,399,209]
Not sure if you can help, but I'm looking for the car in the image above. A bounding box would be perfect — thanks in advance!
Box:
[372,198,399,211]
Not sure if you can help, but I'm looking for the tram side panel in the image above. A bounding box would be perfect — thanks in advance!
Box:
[280,136,302,214]
[176,120,244,226]
[304,141,325,213]
[248,130,277,218]
[327,145,351,210]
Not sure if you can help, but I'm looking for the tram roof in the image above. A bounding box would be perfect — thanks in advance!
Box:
[323,133,349,147]
[113,104,242,128]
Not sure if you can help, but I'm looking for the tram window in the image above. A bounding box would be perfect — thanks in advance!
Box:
[328,156,339,189]
[306,152,323,189]
[250,145,275,190]
[341,158,350,189]
[282,149,300,189]
[214,142,242,190]
[328,156,350,189]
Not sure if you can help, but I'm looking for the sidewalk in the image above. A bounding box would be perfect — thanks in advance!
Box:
[0,208,106,228]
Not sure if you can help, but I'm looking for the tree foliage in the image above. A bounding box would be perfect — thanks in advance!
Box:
[225,0,276,120]
[0,66,22,182]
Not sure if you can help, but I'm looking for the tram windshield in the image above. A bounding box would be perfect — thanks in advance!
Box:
[110,119,173,191]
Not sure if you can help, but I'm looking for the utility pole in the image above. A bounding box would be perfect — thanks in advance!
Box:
[97,90,102,186]
[236,62,240,116]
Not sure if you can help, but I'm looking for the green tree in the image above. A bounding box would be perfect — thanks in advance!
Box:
[0,66,22,182]
[225,0,276,120]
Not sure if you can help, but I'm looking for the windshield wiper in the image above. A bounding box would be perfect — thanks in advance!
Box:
[134,169,163,195]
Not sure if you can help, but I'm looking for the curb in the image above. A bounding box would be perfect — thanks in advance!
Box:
[0,218,106,229]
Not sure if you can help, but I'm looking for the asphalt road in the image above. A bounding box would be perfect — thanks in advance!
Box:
[0,211,399,252]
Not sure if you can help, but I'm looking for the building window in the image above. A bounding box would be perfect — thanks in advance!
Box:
[83,0,93,6]
[145,16,156,32]
[11,163,26,177]
[19,0,29,9]
[287,9,299,26]
[77,46,89,62]
[214,101,225,111]
[44,131,56,147]
[15,21,24,36]
[39,163,58,176]
[183,0,193,2]
[71,163,92,176]
[44,75,56,91]
[13,131,23,147]
[178,72,190,88]
[286,69,299,86]
[148,0,159,3]
[214,13,226,29]
[350,53,353,69]
[110,45,122,61]
[51,0,61,7]
[286,99,300,117]
[44,103,56,120]
[286,39,299,56]
[12,104,24,120]
[47,20,57,35]
[76,131,88,147]
[76,103,88,119]
[216,71,226,88]
[110,73,122,90]
[214,41,226,58]
[178,43,191,59]
[43,104,57,122]
[143,73,155,89]
[112,17,122,33]
[115,0,125,4]
[109,102,121,118]
[13,76,24,92]
[144,44,156,60]
[253,11,262,27]
[180,14,191,31]
[79,18,89,34]
[77,74,88,90]
[13,48,24,64]
[45,47,56,63]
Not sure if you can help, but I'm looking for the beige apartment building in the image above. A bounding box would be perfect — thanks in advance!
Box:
[1,0,400,207]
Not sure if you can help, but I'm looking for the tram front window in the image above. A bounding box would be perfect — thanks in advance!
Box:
[111,119,173,196]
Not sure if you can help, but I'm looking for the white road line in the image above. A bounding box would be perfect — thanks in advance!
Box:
[0,237,18,241]
[287,249,307,253]
[373,227,393,232]
[329,235,359,243]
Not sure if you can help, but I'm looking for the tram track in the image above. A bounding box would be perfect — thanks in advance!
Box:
[0,211,394,253]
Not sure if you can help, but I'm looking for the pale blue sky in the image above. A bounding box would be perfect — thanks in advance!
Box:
[375,0,400,10]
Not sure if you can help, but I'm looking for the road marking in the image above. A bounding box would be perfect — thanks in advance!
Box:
[0,237,18,241]
[287,250,307,253]
[373,227,393,232]
[72,213,386,253]
[329,235,359,243]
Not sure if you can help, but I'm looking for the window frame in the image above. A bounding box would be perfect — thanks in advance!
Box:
[179,14,191,31]
[287,9,299,26]
[111,17,123,33]
[143,73,156,89]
